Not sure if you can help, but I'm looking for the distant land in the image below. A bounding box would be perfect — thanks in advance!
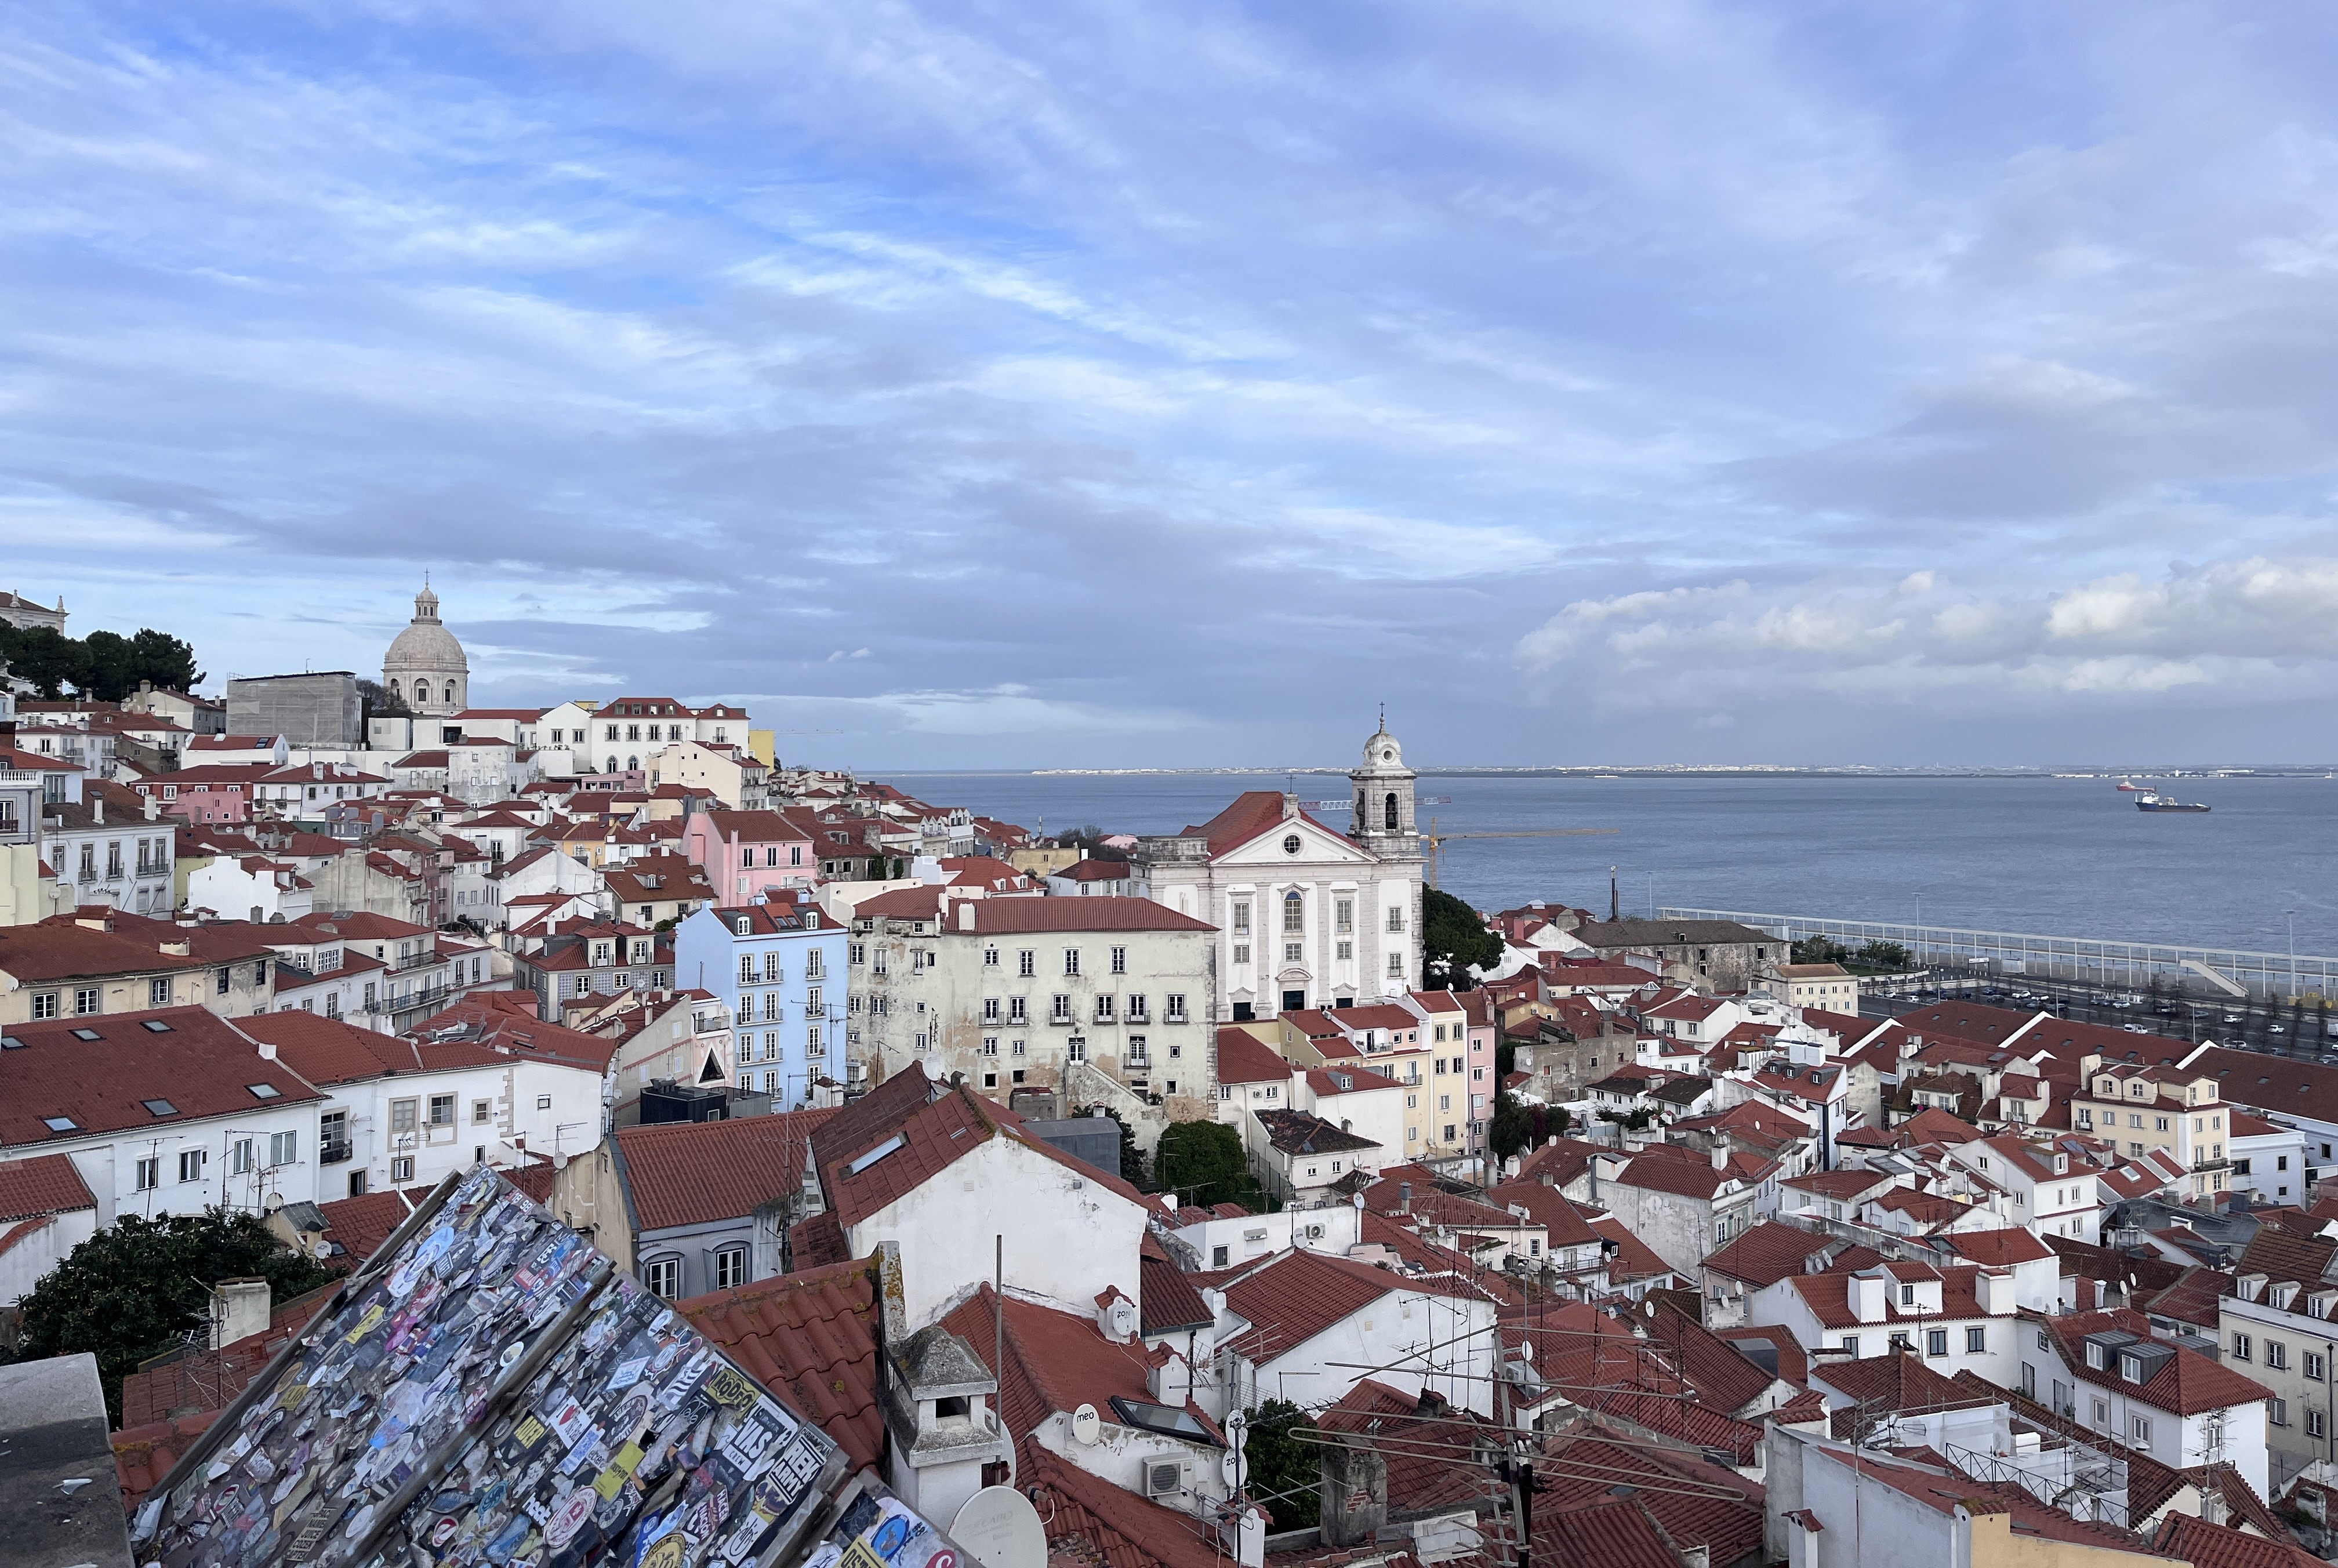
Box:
[974,764,2338,779]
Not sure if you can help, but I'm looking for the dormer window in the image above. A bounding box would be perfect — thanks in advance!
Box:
[2120,1353,2144,1384]
[734,918,750,936]
[2086,1342,2107,1370]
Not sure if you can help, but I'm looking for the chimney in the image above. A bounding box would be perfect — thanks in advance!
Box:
[209,1277,271,1349]
[1317,1433,1388,1548]
[1399,1181,1413,1214]
[94,795,103,825]
[1850,1271,1886,1324]
[1095,1286,1137,1344]
[1977,1269,2016,1316]
[958,901,975,932]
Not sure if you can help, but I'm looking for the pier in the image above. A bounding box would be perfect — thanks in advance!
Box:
[1662,907,2336,1001]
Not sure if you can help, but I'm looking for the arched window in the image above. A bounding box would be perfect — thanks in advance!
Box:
[604,758,619,773]
[415,683,431,706]
[387,678,401,699]
[1384,792,1399,830]
[626,755,639,771]
[1282,891,1305,934]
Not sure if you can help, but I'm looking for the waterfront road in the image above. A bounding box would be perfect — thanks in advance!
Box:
[1857,966,2338,1063]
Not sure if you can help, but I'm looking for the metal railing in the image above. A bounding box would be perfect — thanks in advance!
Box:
[1664,906,2338,1000]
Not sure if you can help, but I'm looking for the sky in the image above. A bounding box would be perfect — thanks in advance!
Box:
[9,4,2338,770]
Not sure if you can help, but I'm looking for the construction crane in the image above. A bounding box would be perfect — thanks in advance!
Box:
[1421,816,1618,890]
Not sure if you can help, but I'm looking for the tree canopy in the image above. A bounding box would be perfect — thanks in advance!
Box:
[1240,1399,1320,1529]
[1421,886,1502,990]
[1153,1120,1270,1211]
[10,1208,339,1422]
[0,620,202,701]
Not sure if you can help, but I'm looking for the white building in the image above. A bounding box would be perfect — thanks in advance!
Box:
[2024,1308,2274,1497]
[1945,1133,2103,1244]
[245,1010,605,1202]
[0,1007,324,1226]
[1206,1246,1498,1418]
[1134,722,1423,1022]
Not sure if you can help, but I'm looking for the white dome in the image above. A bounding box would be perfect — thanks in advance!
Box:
[383,583,469,715]
[1361,727,1403,770]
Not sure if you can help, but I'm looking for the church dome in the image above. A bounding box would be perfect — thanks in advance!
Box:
[383,583,469,715]
[1360,725,1404,771]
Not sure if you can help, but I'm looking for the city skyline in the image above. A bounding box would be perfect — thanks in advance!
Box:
[10,5,2338,768]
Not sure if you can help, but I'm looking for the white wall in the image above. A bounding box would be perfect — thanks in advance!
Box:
[1221,1284,1496,1418]
[851,1133,1150,1330]
[1171,1204,1362,1269]
[0,1206,97,1306]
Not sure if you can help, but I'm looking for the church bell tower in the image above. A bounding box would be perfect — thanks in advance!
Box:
[1349,713,1418,861]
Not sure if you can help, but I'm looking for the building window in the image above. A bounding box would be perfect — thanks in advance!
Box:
[1052,995,1073,1022]
[1388,953,1404,978]
[390,1155,416,1183]
[1068,1037,1087,1063]
[984,946,1000,968]
[715,1248,747,1290]
[1284,942,1303,963]
[179,1149,205,1182]
[2272,1398,2290,1427]
[645,1258,681,1298]
[270,1130,298,1166]
[983,997,1001,1022]
[2308,1352,2326,1382]
[391,1098,418,1134]
[32,992,57,1019]
[429,1094,455,1126]
[1335,898,1354,934]
[75,987,101,1015]
[1110,945,1127,974]
[1233,945,1250,966]
[1337,941,1353,960]
[473,1099,492,1124]
[1841,1336,1858,1356]
[150,977,170,1006]
[1232,902,1251,935]
[982,1037,999,1057]
[1387,905,1405,932]
[1927,1329,1948,1357]
[1283,892,1304,934]
[1063,949,1081,977]
[2269,1341,2290,1371]
[1966,1326,1986,1353]
[2312,1410,2329,1440]
[2130,1414,2152,1445]
[1009,997,1028,1023]
[135,1157,160,1190]
[2232,1333,2252,1361]
[231,1138,255,1174]
[1167,993,1188,1022]
[1094,995,1116,1023]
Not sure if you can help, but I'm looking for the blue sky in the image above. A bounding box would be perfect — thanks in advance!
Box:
[9,3,2338,768]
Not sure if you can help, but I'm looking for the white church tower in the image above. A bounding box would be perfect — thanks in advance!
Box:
[1349,713,1418,859]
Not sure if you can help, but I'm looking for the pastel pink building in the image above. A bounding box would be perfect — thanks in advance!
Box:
[680,807,821,908]
[130,763,270,824]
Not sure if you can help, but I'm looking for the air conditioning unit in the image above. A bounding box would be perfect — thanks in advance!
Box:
[1305,1224,1326,1240]
[1145,1460,1192,1499]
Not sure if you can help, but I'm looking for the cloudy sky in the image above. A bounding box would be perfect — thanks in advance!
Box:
[8,3,2338,768]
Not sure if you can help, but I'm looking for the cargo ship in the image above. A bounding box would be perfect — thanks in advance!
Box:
[2115,778,2150,792]
[2136,793,2210,813]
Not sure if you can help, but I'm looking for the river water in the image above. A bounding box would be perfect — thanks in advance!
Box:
[880,772,2338,958]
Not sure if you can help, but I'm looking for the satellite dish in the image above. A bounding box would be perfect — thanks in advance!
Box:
[1070,1403,1101,1445]
[952,1486,1047,1568]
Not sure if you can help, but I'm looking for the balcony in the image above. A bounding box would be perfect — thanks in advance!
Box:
[2190,1156,2231,1174]
[319,1140,354,1166]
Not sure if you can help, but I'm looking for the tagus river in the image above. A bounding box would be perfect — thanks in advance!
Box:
[881,772,2338,958]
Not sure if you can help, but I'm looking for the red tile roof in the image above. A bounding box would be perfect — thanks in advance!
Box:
[1698,1220,1839,1287]
[616,1108,838,1232]
[112,1411,222,1511]
[1024,1449,1230,1568]
[0,1152,97,1219]
[675,1255,884,1471]
[1219,1248,1478,1363]
[2036,1307,2274,1415]
[964,897,1214,934]
[1213,1029,1293,1086]
[1178,791,1348,858]
[0,921,206,982]
[2154,1512,2325,1568]
[0,1007,319,1144]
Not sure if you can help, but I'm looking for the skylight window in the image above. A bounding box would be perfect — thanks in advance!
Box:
[41,1116,77,1132]
[143,1098,179,1117]
[0,1036,23,1051]
[70,1028,101,1041]
[141,1019,173,1033]
[845,1134,906,1176]
[1108,1398,1221,1446]
[248,1083,282,1099]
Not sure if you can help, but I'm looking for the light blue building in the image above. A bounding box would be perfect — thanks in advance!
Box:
[673,895,849,1109]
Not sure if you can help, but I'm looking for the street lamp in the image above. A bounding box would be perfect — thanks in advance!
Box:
[2289,910,2299,1006]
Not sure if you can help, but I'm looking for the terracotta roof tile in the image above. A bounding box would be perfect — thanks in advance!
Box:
[0,1152,97,1219]
[617,1108,838,1232]
[676,1255,884,1471]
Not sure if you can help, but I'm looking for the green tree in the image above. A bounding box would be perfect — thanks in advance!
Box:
[1421,887,1502,990]
[1854,940,1912,971]
[11,1208,340,1422]
[1240,1399,1320,1530]
[0,623,84,698]
[1155,1121,1265,1210]
[1489,1091,1532,1161]
[78,629,137,700]
[1793,935,1851,965]
[125,627,203,694]
[1092,1106,1149,1189]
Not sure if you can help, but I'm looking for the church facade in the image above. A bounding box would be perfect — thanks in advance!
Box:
[1136,723,1424,1021]
[382,583,469,716]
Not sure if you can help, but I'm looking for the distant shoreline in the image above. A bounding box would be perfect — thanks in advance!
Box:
[876,765,2338,780]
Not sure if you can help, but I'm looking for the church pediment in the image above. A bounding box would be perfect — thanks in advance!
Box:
[1215,818,1370,866]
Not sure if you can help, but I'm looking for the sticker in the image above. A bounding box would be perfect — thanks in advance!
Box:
[702,1364,760,1411]
[547,1400,592,1449]
[512,1415,550,1452]
[545,1487,597,1550]
[344,1304,387,1344]
[642,1536,687,1568]
[608,1355,649,1390]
